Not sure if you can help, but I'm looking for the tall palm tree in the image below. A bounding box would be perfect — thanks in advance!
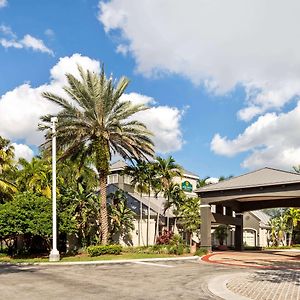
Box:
[163,182,185,233]
[123,160,149,246]
[40,65,154,244]
[141,161,157,246]
[155,156,183,230]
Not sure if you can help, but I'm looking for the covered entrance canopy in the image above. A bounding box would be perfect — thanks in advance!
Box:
[196,167,300,251]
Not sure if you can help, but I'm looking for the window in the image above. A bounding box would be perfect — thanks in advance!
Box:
[108,174,118,184]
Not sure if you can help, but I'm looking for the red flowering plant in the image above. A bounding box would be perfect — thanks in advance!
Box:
[156,230,174,245]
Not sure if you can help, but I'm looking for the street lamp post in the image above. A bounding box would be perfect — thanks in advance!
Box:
[49,116,60,261]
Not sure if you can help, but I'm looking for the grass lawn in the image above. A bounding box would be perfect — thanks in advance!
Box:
[0,252,183,264]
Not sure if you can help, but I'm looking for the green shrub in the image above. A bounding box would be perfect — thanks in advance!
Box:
[167,244,184,255]
[122,243,191,255]
[194,248,208,257]
[87,245,122,256]
[169,234,183,246]
[263,246,291,250]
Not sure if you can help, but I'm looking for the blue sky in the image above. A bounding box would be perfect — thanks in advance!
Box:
[1,0,300,179]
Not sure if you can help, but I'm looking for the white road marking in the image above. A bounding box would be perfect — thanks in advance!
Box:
[134,261,174,268]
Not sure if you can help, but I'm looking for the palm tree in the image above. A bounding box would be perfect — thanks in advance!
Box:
[142,161,157,246]
[40,65,154,244]
[284,208,300,246]
[163,182,186,232]
[155,156,183,230]
[0,136,17,201]
[269,216,287,246]
[196,176,210,188]
[108,190,135,245]
[293,165,300,173]
[219,175,234,181]
[123,160,149,246]
[17,157,52,198]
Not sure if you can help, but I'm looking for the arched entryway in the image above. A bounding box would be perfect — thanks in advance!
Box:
[196,167,300,251]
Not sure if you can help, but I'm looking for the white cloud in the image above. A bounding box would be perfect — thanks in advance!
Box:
[50,53,100,85]
[0,25,16,38]
[98,0,300,120]
[0,38,22,49]
[0,26,53,55]
[21,34,54,56]
[121,93,183,152]
[120,92,183,152]
[135,104,184,153]
[0,0,7,8]
[211,102,300,170]
[0,54,100,147]
[12,143,34,161]
[0,54,183,156]
[205,177,219,184]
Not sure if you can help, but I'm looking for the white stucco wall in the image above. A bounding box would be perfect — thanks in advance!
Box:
[116,219,157,247]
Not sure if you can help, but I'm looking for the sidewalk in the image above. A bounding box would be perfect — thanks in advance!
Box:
[205,250,300,300]
[209,269,300,300]
[1,255,200,266]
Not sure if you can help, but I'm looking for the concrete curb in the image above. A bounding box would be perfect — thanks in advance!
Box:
[1,255,200,266]
[208,273,251,300]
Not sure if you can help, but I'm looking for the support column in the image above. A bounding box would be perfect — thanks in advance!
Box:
[234,213,244,251]
[200,204,212,251]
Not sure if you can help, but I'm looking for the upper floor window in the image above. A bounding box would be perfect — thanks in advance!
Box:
[108,174,118,184]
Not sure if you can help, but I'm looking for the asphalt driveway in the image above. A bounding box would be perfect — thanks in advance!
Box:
[0,260,234,300]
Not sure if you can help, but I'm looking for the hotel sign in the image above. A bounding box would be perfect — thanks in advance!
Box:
[181,180,193,192]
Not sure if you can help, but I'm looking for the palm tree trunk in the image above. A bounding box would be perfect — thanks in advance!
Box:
[99,174,108,245]
[139,193,143,246]
[147,193,150,246]
[289,224,294,246]
[155,201,162,244]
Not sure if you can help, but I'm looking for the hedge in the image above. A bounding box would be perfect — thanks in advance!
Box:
[87,245,122,256]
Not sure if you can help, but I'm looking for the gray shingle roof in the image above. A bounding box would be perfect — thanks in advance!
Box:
[110,160,127,171]
[182,168,199,179]
[196,167,300,192]
[250,210,271,226]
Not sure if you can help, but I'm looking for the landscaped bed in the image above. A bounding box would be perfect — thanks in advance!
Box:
[0,245,208,264]
[0,253,182,264]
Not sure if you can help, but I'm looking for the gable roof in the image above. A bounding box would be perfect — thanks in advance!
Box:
[250,210,271,226]
[107,184,174,218]
[182,168,199,179]
[196,167,300,192]
[110,160,127,171]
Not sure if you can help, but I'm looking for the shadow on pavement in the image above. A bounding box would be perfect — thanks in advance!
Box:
[252,269,300,285]
[0,264,39,275]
